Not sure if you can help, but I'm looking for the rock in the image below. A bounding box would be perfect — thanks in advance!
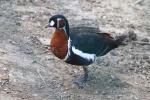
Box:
[123,29,137,42]
[141,38,149,42]
[128,24,135,29]
[128,29,137,41]
[143,54,149,59]
[9,40,19,45]
[129,67,135,71]
[134,0,144,5]
[0,49,7,55]
[110,51,118,56]
[146,59,150,64]
[16,22,21,26]
[0,74,9,80]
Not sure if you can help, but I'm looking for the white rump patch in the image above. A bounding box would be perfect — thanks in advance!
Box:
[49,20,55,26]
[72,46,96,62]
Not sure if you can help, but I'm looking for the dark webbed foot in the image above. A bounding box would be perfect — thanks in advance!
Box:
[73,74,88,89]
[73,66,88,89]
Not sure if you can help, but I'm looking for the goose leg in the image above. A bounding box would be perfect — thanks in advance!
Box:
[73,66,88,89]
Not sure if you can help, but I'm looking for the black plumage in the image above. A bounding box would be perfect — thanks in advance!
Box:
[70,27,125,56]
[64,27,126,66]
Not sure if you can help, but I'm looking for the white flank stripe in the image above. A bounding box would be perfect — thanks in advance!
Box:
[72,46,96,62]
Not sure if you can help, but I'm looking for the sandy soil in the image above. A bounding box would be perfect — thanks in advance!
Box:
[0,0,150,100]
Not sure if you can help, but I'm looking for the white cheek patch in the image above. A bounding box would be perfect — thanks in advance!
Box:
[49,20,55,26]
[72,46,96,62]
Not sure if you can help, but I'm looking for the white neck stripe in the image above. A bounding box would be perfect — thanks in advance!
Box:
[64,38,71,61]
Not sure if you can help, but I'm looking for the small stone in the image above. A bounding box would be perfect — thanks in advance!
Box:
[135,82,138,85]
[23,48,33,54]
[102,91,107,95]
[141,38,149,42]
[0,74,9,80]
[32,94,38,97]
[16,22,21,26]
[21,15,30,21]
[111,75,116,80]
[3,67,8,71]
[143,54,149,59]
[0,49,7,55]
[128,24,135,29]
[123,29,137,42]
[146,59,150,63]
[129,67,134,70]
[9,40,19,45]
[110,51,118,56]
[128,29,137,41]
[102,16,107,19]
[3,88,8,91]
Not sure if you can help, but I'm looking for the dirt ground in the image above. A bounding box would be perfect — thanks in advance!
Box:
[0,0,150,100]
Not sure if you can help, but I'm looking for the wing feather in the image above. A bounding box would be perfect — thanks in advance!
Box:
[70,27,116,56]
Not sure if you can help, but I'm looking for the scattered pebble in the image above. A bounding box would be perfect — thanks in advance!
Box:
[110,51,118,56]
[143,54,149,59]
[141,38,149,42]
[0,49,7,55]
[3,88,8,91]
[0,74,9,80]
[128,24,135,29]
[3,67,8,71]
[129,67,135,70]
[22,48,33,54]
[32,94,38,97]
[9,40,19,45]
[16,22,21,26]
[128,29,137,41]
[123,29,137,42]
[102,91,107,95]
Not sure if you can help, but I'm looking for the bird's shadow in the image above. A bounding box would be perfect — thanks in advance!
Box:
[71,71,131,95]
[83,73,131,94]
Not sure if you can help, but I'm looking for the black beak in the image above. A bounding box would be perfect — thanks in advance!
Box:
[45,24,51,28]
